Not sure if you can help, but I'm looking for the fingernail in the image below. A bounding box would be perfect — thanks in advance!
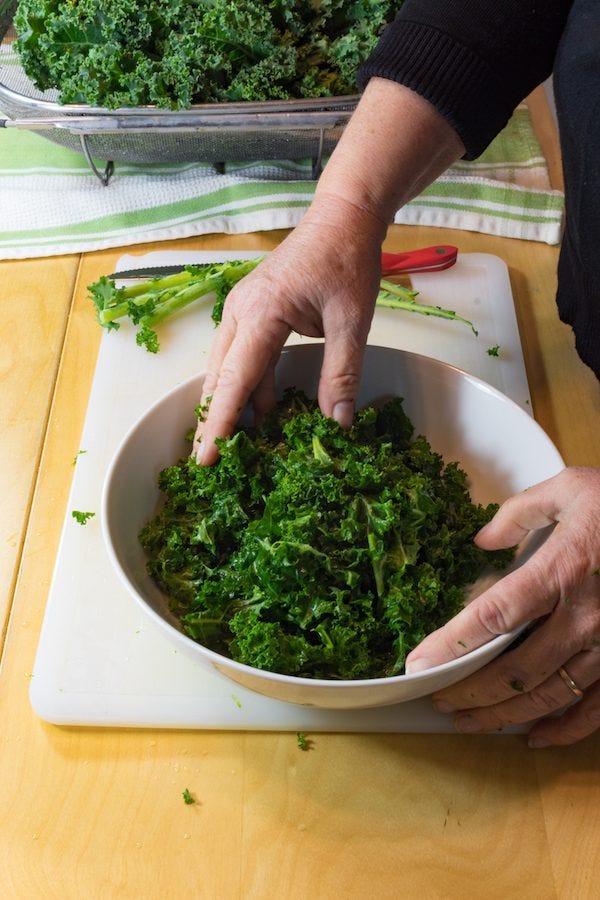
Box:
[195,441,204,464]
[475,521,490,536]
[433,700,456,714]
[404,658,432,674]
[528,737,551,749]
[454,714,482,734]
[332,401,354,429]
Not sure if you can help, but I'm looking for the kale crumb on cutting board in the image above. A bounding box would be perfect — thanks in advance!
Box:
[296,732,311,751]
[139,389,514,680]
[72,510,95,525]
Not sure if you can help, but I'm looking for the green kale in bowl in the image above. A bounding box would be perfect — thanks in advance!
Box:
[139,389,513,680]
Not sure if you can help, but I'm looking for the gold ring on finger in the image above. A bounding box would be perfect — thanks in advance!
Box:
[557,666,584,698]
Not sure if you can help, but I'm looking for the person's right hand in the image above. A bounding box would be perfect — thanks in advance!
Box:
[193,195,387,464]
[405,467,600,747]
[192,78,465,463]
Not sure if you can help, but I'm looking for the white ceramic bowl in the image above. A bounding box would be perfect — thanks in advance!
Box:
[102,344,564,709]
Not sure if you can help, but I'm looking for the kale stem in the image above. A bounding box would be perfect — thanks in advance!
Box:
[367,530,385,601]
[143,279,219,326]
[378,279,419,301]
[376,281,478,336]
[121,270,193,298]
[98,271,196,324]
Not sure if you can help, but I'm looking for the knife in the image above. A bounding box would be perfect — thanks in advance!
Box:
[107,245,458,280]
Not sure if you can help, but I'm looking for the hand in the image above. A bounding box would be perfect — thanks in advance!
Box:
[405,467,600,747]
[193,196,386,464]
[193,79,464,464]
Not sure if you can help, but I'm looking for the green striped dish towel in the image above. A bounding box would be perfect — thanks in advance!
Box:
[0,103,563,260]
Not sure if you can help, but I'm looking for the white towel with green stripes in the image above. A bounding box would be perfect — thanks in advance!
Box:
[0,104,564,260]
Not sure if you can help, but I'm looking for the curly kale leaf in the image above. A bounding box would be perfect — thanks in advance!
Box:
[139,391,514,679]
[14,0,401,109]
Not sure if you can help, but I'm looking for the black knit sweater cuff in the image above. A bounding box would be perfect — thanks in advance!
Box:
[357,20,516,161]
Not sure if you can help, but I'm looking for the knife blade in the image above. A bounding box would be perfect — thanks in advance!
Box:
[106,245,458,281]
[107,264,203,279]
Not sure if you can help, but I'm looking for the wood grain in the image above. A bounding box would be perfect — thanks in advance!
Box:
[1,230,599,898]
[0,255,78,646]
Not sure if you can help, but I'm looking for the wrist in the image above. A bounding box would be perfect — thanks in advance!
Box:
[314,78,464,225]
[304,191,389,248]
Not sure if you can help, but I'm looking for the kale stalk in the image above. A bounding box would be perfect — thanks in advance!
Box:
[89,259,477,352]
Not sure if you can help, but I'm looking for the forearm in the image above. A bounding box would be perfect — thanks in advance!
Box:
[310,77,465,234]
[360,0,574,159]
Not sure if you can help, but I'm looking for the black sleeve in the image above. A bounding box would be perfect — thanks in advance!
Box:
[357,0,574,159]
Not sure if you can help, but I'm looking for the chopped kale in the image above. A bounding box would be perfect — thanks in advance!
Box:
[182,788,195,805]
[296,732,309,751]
[139,390,514,679]
[72,510,95,525]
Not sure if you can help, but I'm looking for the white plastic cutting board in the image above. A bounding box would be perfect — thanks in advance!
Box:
[30,251,531,731]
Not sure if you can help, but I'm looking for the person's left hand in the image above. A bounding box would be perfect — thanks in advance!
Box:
[404,467,600,747]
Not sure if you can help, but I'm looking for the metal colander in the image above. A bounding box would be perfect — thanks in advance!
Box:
[0,10,357,184]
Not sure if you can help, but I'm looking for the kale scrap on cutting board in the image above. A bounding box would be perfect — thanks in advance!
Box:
[140,390,513,679]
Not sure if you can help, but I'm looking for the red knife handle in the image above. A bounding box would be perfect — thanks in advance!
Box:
[380,245,458,275]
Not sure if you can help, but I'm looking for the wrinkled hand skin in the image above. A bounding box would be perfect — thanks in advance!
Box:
[193,197,386,464]
[192,79,464,464]
[405,467,600,748]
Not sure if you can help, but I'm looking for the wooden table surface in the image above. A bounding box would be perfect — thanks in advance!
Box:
[1,92,599,898]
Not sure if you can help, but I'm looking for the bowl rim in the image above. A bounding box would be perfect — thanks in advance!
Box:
[101,343,563,687]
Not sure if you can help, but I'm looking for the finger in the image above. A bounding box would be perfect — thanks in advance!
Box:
[474,468,575,549]
[317,312,372,427]
[448,648,600,734]
[198,320,290,465]
[251,352,279,426]
[202,317,236,403]
[404,515,591,673]
[191,317,236,459]
[404,554,559,673]
[527,681,600,747]
[432,575,600,710]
